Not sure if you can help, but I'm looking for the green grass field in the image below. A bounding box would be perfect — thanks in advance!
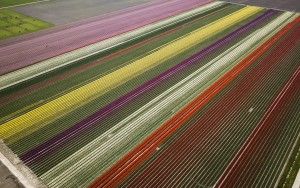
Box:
[0,0,40,8]
[0,9,52,40]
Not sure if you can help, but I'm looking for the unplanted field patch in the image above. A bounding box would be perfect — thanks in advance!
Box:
[0,9,52,40]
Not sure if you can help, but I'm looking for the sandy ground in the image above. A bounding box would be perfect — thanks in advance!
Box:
[0,162,23,188]
[14,0,152,25]
[224,0,300,12]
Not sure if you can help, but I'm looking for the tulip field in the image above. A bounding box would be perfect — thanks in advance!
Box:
[0,0,299,187]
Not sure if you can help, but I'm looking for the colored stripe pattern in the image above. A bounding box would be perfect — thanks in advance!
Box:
[0,1,299,188]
